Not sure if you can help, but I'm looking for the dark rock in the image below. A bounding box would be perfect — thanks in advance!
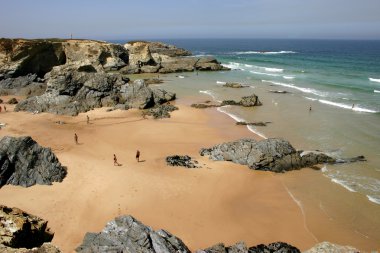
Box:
[145,104,178,119]
[152,89,176,105]
[200,138,365,173]
[191,103,220,109]
[269,90,290,94]
[75,215,191,253]
[0,99,3,103]
[0,243,61,253]
[223,83,248,88]
[303,242,360,253]
[7,98,18,104]
[0,74,42,96]
[236,122,270,126]
[221,94,262,107]
[144,78,164,85]
[0,136,67,187]
[248,242,300,253]
[166,155,200,168]
[0,205,54,249]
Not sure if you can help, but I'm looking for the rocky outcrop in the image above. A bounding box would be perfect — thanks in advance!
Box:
[197,242,300,253]
[191,103,220,109]
[0,74,46,96]
[0,243,61,253]
[145,104,178,119]
[76,215,191,253]
[166,155,200,168]
[303,242,359,253]
[123,41,227,74]
[0,205,54,249]
[221,94,262,107]
[236,121,270,126]
[200,138,366,173]
[0,39,128,78]
[269,90,290,94]
[15,68,175,115]
[222,82,249,88]
[0,136,67,187]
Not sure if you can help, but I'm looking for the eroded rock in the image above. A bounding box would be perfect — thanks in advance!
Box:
[166,155,200,168]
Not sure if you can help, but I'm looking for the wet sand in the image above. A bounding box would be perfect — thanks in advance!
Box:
[0,97,379,252]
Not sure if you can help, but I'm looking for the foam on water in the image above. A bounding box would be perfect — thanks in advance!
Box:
[331,178,357,192]
[199,90,221,102]
[374,90,380,93]
[367,195,380,205]
[369,78,380,83]
[235,50,297,55]
[250,71,280,77]
[283,76,295,80]
[216,81,226,85]
[265,67,284,73]
[319,100,378,113]
[177,75,185,79]
[262,80,327,97]
[222,62,245,70]
[305,97,318,101]
[217,106,267,139]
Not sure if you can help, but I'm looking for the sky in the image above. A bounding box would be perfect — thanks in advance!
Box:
[1,0,380,40]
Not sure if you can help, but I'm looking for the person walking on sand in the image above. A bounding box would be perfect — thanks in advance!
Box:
[114,154,121,166]
[136,150,140,162]
[74,133,78,144]
[87,115,90,124]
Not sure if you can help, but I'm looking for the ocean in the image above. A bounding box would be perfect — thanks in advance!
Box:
[113,39,380,205]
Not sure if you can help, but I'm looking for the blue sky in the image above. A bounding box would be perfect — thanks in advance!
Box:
[1,0,380,40]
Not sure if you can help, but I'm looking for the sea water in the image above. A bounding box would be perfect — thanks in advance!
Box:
[113,39,380,205]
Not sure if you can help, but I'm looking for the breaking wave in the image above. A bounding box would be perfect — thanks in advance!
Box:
[235,51,297,55]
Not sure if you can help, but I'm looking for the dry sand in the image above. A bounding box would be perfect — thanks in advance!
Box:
[0,97,379,252]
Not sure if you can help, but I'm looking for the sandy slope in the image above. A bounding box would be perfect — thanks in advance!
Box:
[0,98,379,252]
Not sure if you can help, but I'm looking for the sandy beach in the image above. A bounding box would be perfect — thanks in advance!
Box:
[0,96,379,252]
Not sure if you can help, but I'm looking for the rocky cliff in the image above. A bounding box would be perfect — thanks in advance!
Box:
[0,136,67,187]
[200,138,365,172]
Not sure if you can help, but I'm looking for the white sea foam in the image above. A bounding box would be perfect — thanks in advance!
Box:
[262,80,327,97]
[305,97,318,101]
[177,75,185,79]
[216,81,226,85]
[222,62,245,70]
[235,50,297,55]
[367,195,380,205]
[331,178,357,192]
[374,90,380,93]
[217,106,267,139]
[244,64,253,67]
[265,67,283,73]
[369,78,380,83]
[199,90,221,102]
[319,100,378,113]
[283,76,295,80]
[250,71,280,77]
[321,165,328,173]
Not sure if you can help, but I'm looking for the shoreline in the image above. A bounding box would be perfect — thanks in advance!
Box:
[0,96,379,252]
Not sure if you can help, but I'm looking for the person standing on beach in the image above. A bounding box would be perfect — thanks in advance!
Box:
[136,150,140,162]
[87,115,90,124]
[74,133,78,144]
[309,106,312,112]
[114,154,121,166]
[4,106,6,112]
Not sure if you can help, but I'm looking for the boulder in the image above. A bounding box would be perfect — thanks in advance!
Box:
[0,74,45,96]
[236,121,270,126]
[145,104,178,119]
[191,103,220,109]
[221,94,262,107]
[76,215,191,253]
[200,138,365,172]
[7,98,18,104]
[0,136,67,187]
[223,83,248,88]
[0,205,54,249]
[0,243,61,253]
[166,155,200,168]
[303,242,359,253]
[196,241,300,253]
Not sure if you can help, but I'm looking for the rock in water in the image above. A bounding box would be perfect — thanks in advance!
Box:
[222,82,248,88]
[200,138,365,172]
[166,155,200,168]
[0,205,54,249]
[221,94,262,107]
[0,136,67,187]
[75,215,191,253]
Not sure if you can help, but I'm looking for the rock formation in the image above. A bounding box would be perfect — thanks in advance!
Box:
[221,94,262,107]
[123,41,227,74]
[236,121,270,126]
[76,215,191,253]
[0,205,54,249]
[200,138,365,173]
[222,82,249,88]
[303,242,359,253]
[145,104,179,119]
[197,242,300,253]
[0,74,46,96]
[166,155,200,168]
[0,136,67,187]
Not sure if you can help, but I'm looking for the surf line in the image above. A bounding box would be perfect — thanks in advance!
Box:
[279,177,319,243]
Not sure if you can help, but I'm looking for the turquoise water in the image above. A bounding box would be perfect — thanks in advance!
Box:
[113,39,380,205]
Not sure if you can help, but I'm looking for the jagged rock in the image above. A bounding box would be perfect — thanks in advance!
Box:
[0,74,46,96]
[303,242,359,253]
[0,243,61,253]
[153,89,176,105]
[7,98,18,104]
[221,94,262,107]
[145,104,178,119]
[200,138,365,173]
[0,136,67,187]
[75,215,191,253]
[191,103,220,109]
[166,155,200,168]
[0,205,54,249]
[236,121,270,126]
[196,241,300,253]
[222,83,248,88]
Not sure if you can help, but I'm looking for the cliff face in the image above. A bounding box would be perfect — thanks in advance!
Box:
[0,39,128,78]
